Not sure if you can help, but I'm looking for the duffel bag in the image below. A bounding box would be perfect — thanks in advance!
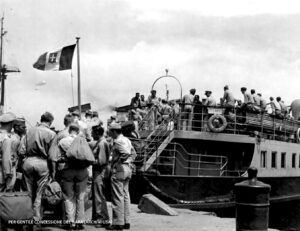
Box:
[42,180,63,206]
[0,191,33,222]
[66,136,95,164]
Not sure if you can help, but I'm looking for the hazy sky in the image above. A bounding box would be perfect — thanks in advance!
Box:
[2,0,300,129]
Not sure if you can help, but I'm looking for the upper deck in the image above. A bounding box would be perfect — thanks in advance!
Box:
[131,104,300,143]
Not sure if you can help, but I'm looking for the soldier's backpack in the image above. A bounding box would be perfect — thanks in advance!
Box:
[66,136,95,168]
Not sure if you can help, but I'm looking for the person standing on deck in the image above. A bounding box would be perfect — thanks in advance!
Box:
[19,112,56,221]
[257,93,267,112]
[221,85,235,113]
[0,112,17,192]
[140,95,147,107]
[130,93,141,108]
[203,91,216,107]
[147,90,160,130]
[241,87,254,111]
[181,88,196,131]
[277,97,288,117]
[251,89,261,112]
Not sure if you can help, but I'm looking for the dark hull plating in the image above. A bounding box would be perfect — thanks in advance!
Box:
[130,174,300,205]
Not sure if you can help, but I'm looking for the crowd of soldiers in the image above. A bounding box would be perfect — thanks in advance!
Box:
[0,110,136,231]
[181,85,289,117]
[178,85,292,130]
[129,90,180,130]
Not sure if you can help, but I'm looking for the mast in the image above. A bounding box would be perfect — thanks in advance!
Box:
[0,16,20,114]
[76,37,81,118]
[0,16,6,113]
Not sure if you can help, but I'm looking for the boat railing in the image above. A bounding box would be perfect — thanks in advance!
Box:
[133,140,229,176]
[173,105,300,143]
[132,103,299,143]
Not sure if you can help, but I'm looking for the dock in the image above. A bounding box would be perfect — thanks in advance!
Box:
[40,203,278,231]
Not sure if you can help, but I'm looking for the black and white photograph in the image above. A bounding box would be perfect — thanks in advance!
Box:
[0,0,300,230]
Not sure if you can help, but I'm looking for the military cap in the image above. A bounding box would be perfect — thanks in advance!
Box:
[109,122,121,130]
[0,112,17,123]
[241,87,247,91]
[14,117,26,126]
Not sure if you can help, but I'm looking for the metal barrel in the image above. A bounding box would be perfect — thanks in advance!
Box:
[234,167,271,231]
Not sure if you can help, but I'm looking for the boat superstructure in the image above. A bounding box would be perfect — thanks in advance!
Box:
[119,104,300,209]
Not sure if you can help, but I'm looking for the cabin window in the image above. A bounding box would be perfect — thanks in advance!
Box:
[271,152,277,168]
[260,151,267,168]
[292,153,296,168]
[281,153,286,168]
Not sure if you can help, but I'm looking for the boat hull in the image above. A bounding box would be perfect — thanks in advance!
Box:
[130,174,300,207]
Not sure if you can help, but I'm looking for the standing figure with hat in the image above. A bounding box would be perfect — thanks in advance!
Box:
[181,88,196,131]
[11,117,27,191]
[19,112,56,221]
[147,90,160,130]
[0,112,17,192]
[106,122,136,230]
[90,123,111,228]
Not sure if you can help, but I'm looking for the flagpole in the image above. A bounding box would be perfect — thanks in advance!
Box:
[76,37,81,119]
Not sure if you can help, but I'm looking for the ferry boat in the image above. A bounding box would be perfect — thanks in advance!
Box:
[117,100,300,212]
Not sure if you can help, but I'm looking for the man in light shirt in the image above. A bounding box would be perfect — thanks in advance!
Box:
[106,122,136,231]
[241,87,254,111]
[203,91,216,107]
[222,85,235,109]
[181,88,196,131]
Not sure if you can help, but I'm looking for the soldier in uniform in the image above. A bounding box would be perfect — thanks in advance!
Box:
[106,122,136,230]
[0,112,17,192]
[11,117,27,191]
[19,112,56,221]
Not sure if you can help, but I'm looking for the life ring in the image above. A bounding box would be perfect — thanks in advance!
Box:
[207,114,227,133]
[296,128,300,143]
